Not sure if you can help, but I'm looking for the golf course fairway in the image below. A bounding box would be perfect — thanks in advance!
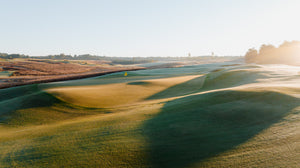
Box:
[1,63,300,167]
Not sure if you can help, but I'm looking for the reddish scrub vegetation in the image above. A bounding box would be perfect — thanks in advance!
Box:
[0,59,144,89]
[0,60,95,76]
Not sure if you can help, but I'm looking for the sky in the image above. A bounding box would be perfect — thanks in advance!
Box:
[1,0,300,57]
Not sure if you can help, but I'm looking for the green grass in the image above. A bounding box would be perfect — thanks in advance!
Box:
[0,84,107,126]
[144,90,300,167]
[1,63,300,167]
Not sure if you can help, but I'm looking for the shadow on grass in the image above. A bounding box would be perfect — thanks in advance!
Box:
[0,85,61,116]
[143,90,300,168]
[146,76,206,100]
[127,81,152,86]
[0,84,108,126]
[146,68,269,101]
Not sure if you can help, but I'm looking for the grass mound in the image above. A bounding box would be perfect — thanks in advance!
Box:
[46,75,201,108]
[0,85,106,126]
[0,85,59,115]
[0,85,40,102]
[1,63,300,167]
[202,68,266,90]
[144,89,300,167]
[146,75,206,100]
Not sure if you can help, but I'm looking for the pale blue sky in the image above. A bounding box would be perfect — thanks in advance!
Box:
[1,0,300,57]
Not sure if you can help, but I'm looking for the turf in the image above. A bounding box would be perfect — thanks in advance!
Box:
[1,63,300,167]
[46,75,201,108]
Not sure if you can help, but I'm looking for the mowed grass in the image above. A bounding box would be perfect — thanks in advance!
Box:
[0,103,162,167]
[46,75,202,108]
[1,63,300,167]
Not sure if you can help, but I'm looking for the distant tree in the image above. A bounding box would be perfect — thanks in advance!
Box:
[245,48,258,63]
[9,54,21,59]
[279,40,300,48]
[0,53,8,58]
[259,44,276,54]
[0,54,28,59]
[257,44,276,63]
[245,41,300,65]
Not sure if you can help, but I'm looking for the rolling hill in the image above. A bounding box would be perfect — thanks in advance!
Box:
[0,63,300,167]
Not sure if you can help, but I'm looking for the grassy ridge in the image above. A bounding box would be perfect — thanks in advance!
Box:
[1,63,300,167]
[0,85,107,126]
[144,90,300,167]
[46,75,201,108]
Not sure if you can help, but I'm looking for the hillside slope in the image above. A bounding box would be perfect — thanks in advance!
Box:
[0,63,300,167]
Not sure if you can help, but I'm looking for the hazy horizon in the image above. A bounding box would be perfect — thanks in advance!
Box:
[1,0,300,57]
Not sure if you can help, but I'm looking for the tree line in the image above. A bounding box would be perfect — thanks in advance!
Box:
[0,53,29,59]
[245,41,300,65]
[0,53,154,64]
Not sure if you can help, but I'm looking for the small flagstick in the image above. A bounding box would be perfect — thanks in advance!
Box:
[124,71,128,88]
